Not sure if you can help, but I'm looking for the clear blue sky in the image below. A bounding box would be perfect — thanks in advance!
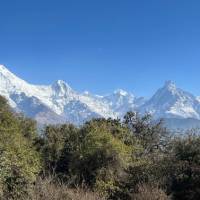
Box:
[1,0,200,97]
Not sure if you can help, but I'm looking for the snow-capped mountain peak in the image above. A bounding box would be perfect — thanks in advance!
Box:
[102,89,138,117]
[51,80,73,97]
[0,64,13,74]
[141,81,200,119]
[53,80,71,90]
[164,80,177,92]
[114,89,129,96]
[0,64,10,73]
[0,64,29,90]
[0,65,120,124]
[1,65,200,128]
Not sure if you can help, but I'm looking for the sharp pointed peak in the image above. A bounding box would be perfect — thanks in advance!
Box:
[54,79,69,86]
[164,80,176,86]
[0,65,12,73]
[164,80,177,90]
[56,79,67,84]
[0,64,24,82]
[52,80,72,91]
[114,89,129,96]
[0,64,6,69]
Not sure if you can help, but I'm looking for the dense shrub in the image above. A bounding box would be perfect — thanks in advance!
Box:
[41,123,79,173]
[40,118,142,198]
[0,96,41,199]
[124,112,170,156]
[74,119,136,196]
[163,135,200,200]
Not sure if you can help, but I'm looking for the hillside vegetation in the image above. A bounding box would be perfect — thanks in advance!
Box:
[0,95,200,200]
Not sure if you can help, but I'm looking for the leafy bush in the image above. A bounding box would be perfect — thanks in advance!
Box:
[0,96,41,199]
[41,124,79,173]
[164,135,200,200]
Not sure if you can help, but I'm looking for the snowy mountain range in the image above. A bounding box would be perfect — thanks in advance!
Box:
[1,64,200,129]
